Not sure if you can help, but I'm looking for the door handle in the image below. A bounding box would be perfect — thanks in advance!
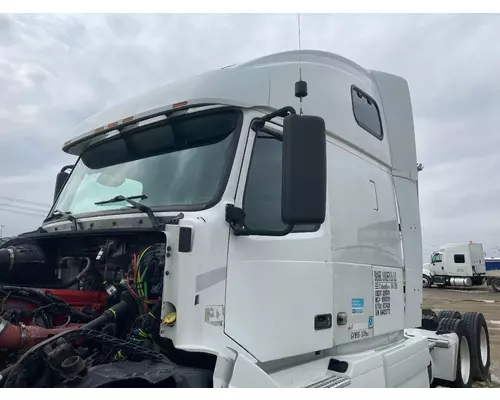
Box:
[369,180,379,211]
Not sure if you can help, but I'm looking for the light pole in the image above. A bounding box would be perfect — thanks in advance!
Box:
[0,224,4,238]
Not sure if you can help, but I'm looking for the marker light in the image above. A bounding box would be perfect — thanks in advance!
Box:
[173,101,188,109]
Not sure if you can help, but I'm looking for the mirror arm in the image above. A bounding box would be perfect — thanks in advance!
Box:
[259,106,296,123]
[60,164,74,173]
[251,106,296,132]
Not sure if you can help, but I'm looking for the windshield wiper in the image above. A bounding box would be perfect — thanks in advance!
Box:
[95,194,147,205]
[94,195,159,228]
[44,210,79,231]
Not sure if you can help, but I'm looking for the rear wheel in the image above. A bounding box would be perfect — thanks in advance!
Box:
[437,310,461,321]
[462,311,490,381]
[436,318,472,388]
[492,277,500,293]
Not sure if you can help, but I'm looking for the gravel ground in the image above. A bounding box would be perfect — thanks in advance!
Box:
[423,283,500,387]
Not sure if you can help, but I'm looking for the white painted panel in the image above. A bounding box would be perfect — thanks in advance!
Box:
[327,141,398,268]
[225,255,334,362]
[332,262,374,345]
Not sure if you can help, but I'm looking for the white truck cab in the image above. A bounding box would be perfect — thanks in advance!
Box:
[7,50,489,388]
[423,243,486,288]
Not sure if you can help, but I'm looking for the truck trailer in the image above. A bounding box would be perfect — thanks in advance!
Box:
[0,50,492,388]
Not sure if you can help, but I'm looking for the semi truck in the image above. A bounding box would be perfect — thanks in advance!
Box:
[0,50,492,388]
[423,243,500,292]
[422,242,486,288]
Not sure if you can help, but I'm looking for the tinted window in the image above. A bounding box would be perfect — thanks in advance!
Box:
[243,132,317,233]
[351,86,383,139]
[454,254,465,264]
[54,110,241,215]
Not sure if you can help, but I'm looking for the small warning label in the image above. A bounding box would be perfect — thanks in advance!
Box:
[373,270,398,317]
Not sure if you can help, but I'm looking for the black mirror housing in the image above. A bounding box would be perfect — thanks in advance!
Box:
[282,114,327,225]
[53,165,74,203]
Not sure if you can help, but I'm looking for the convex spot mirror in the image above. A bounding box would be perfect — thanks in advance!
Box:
[282,114,327,226]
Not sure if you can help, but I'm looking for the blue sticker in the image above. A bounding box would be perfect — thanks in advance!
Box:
[351,298,364,314]
[368,316,374,328]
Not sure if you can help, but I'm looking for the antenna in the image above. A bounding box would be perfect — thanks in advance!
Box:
[295,13,307,115]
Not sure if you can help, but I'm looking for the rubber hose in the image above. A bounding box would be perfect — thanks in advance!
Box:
[81,291,136,331]
[0,364,14,387]
[49,257,93,289]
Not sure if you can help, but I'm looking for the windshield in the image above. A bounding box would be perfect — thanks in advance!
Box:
[52,109,242,216]
[431,253,442,263]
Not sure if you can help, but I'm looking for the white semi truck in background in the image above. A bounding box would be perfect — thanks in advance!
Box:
[423,242,500,292]
[0,50,492,388]
[423,242,486,288]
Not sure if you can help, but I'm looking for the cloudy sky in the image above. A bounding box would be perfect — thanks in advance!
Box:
[0,13,499,257]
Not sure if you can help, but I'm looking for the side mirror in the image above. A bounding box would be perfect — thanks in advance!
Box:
[53,165,74,202]
[282,114,326,225]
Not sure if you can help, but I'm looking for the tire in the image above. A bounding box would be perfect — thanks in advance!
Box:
[492,278,500,293]
[437,310,461,321]
[422,275,432,288]
[436,318,472,388]
[462,311,490,381]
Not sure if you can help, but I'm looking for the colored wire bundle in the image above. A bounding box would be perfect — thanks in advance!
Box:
[122,246,161,314]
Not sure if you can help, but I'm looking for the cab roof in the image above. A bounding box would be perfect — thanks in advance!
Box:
[63,50,374,156]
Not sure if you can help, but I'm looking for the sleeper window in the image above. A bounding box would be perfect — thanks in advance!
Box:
[351,86,383,140]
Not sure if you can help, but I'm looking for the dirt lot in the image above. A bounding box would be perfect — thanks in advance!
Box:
[423,284,500,387]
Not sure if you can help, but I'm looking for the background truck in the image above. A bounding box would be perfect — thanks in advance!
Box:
[0,50,492,388]
[423,242,487,288]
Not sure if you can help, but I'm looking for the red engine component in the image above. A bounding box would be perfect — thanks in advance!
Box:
[0,288,107,329]
[0,317,82,350]
[0,288,107,353]
[39,289,108,314]
[1,289,107,317]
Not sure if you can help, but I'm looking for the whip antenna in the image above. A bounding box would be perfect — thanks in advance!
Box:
[295,13,307,115]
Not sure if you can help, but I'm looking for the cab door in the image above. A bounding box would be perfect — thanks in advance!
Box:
[224,124,333,363]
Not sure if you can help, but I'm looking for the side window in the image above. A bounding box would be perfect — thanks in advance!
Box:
[454,254,465,264]
[351,86,383,140]
[243,132,318,233]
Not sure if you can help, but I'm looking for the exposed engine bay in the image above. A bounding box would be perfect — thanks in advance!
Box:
[0,229,214,388]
